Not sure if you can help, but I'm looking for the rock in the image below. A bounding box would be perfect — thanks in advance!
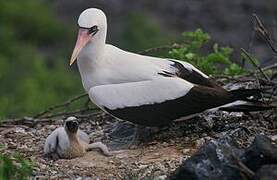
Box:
[170,136,243,180]
[154,175,167,180]
[270,135,277,141]
[138,164,148,169]
[253,165,277,180]
[182,148,190,154]
[195,138,206,147]
[40,164,47,170]
[15,127,26,133]
[241,135,277,172]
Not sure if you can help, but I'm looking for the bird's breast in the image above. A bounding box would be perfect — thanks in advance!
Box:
[80,65,160,92]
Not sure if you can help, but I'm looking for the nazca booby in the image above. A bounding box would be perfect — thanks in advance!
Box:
[69,8,269,127]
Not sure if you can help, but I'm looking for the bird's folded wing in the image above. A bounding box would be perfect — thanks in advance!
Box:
[89,77,193,110]
[169,60,220,88]
[88,77,232,126]
[44,128,60,154]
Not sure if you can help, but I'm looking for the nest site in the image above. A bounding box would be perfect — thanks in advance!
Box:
[1,15,277,179]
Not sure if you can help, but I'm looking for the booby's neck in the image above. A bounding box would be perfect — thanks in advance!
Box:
[77,27,107,91]
[77,28,107,68]
[66,131,82,146]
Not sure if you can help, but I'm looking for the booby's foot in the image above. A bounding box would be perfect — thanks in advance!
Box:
[43,152,60,161]
[103,122,159,150]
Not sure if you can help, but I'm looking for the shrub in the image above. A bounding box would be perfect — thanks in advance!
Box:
[0,151,33,180]
[169,29,245,76]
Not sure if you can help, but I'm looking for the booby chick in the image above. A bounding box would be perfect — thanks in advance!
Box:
[69,8,272,127]
[44,117,111,159]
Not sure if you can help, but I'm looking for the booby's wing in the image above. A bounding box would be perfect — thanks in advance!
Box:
[89,77,232,126]
[44,127,63,155]
[164,59,221,88]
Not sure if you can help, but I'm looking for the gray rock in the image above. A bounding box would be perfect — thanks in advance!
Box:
[241,135,277,172]
[170,136,243,180]
[254,165,277,180]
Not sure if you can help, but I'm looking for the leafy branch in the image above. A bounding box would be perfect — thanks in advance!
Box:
[168,29,245,76]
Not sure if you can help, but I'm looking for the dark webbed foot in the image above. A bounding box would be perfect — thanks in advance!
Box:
[43,152,60,160]
[103,122,160,150]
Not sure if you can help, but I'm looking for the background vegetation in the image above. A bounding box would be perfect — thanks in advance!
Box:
[0,0,82,118]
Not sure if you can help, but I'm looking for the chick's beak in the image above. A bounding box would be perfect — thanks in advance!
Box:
[69,29,91,66]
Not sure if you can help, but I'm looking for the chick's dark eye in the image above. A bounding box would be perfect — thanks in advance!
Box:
[88,25,98,35]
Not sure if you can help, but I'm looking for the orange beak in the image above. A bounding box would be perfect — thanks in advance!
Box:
[69,29,91,66]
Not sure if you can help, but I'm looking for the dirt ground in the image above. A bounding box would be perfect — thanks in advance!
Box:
[0,117,192,179]
[1,107,276,179]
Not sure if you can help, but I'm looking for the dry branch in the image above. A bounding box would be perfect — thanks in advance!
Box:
[138,43,183,54]
[33,93,88,118]
[252,14,277,54]
[241,48,270,81]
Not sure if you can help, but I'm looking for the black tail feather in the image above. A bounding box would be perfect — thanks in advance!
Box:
[230,89,262,101]
[219,104,275,112]
[222,88,276,112]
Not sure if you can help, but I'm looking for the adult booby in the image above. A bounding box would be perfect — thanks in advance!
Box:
[69,8,268,127]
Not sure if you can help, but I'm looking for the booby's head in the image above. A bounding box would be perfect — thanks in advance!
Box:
[64,116,79,134]
[70,8,107,65]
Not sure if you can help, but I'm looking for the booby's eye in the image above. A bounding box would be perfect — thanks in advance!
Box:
[88,25,98,35]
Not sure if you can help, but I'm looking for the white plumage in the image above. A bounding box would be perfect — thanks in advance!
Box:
[74,9,201,92]
[89,77,193,110]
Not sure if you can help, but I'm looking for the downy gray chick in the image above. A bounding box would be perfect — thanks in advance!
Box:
[44,116,111,159]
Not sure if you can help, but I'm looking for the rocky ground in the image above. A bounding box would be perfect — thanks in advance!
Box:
[0,115,188,179]
[0,109,276,179]
[0,76,277,179]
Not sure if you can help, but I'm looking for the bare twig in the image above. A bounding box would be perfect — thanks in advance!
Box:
[241,48,270,81]
[245,16,257,68]
[138,43,183,54]
[0,107,103,127]
[42,107,99,119]
[0,117,56,127]
[262,62,277,72]
[74,111,104,119]
[228,155,255,179]
[33,93,88,118]
[252,14,277,54]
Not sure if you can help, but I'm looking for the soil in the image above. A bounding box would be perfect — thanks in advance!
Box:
[0,117,186,179]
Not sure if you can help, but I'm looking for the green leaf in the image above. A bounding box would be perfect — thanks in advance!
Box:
[168,29,244,76]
